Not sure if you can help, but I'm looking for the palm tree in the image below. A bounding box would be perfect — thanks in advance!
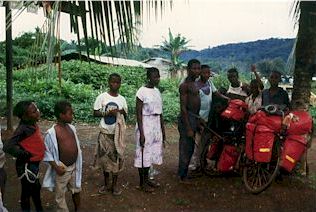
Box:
[291,1,316,109]
[159,29,190,77]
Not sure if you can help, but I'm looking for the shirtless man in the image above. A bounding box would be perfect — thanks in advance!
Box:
[43,101,82,212]
[178,59,201,183]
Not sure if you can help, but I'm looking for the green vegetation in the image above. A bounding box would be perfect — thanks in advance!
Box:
[0,60,180,124]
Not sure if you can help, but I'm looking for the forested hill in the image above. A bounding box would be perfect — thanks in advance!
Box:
[180,38,295,64]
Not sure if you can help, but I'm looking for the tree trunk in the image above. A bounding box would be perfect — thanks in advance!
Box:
[5,1,13,131]
[291,2,316,110]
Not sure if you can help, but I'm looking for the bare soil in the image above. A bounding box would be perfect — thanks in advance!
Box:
[1,119,316,212]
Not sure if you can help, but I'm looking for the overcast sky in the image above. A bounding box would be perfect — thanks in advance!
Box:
[0,0,297,50]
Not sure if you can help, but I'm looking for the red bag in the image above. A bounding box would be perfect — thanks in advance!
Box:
[250,111,282,133]
[217,145,239,172]
[245,122,256,160]
[206,140,221,160]
[280,135,307,172]
[221,99,248,121]
[253,125,275,163]
[287,111,313,135]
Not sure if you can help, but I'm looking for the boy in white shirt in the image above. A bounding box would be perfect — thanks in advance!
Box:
[93,73,128,196]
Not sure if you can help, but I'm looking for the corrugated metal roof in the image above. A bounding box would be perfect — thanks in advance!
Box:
[59,52,152,68]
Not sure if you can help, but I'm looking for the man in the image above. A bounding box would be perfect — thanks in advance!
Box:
[226,68,249,101]
[177,59,202,183]
[262,70,290,108]
[189,65,229,172]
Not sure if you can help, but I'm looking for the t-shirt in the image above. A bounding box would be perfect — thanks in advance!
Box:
[262,88,290,107]
[196,80,217,122]
[136,86,162,116]
[94,92,128,134]
[227,82,248,97]
[245,93,262,114]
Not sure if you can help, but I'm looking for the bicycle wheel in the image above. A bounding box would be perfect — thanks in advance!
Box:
[242,143,280,194]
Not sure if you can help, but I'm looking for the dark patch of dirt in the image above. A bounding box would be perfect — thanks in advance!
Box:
[1,119,316,212]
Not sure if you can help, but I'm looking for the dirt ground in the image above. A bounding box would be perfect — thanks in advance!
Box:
[1,119,316,212]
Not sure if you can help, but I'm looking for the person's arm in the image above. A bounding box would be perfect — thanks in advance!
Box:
[179,83,194,138]
[136,97,145,147]
[214,91,230,102]
[43,132,66,176]
[3,125,32,160]
[160,114,166,147]
[251,64,264,90]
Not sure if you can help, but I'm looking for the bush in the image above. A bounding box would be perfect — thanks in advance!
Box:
[0,61,180,124]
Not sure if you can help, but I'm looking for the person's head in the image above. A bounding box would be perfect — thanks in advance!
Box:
[249,79,260,95]
[146,67,160,87]
[227,68,239,86]
[13,100,40,123]
[187,59,201,79]
[268,70,282,87]
[108,73,122,93]
[200,65,211,82]
[54,100,73,123]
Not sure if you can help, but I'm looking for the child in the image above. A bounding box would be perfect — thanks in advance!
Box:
[245,65,264,115]
[226,68,249,101]
[42,100,82,212]
[134,67,166,192]
[93,73,127,196]
[3,100,45,212]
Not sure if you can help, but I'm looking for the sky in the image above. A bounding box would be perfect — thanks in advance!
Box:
[0,0,297,50]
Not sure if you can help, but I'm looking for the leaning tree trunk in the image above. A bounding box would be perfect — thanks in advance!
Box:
[291,1,316,110]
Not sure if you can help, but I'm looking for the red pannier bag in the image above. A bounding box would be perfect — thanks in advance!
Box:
[287,111,313,135]
[217,145,239,172]
[253,125,275,163]
[249,110,282,132]
[206,139,221,160]
[280,135,308,172]
[221,99,248,121]
[245,122,256,160]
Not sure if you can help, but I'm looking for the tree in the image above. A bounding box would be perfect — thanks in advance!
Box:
[3,0,169,130]
[159,29,190,77]
[291,1,316,109]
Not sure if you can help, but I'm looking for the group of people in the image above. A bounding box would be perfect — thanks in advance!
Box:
[0,58,290,211]
[177,59,290,183]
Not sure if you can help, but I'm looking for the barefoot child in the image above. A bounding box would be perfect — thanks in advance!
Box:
[43,100,82,212]
[93,73,127,196]
[4,100,45,212]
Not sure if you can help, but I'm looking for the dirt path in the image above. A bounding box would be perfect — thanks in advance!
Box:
[1,120,316,212]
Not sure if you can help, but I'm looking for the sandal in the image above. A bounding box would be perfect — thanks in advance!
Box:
[146,180,160,188]
[112,187,122,196]
[98,186,110,194]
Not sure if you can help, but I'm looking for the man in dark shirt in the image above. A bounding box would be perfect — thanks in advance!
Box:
[262,70,290,108]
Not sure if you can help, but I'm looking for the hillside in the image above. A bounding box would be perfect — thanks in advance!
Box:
[181,38,294,63]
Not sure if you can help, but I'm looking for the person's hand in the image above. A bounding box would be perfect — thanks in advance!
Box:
[139,133,145,148]
[251,64,256,72]
[55,165,66,176]
[107,109,119,116]
[187,129,194,138]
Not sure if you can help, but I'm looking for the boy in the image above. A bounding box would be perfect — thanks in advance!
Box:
[226,68,249,101]
[43,100,82,212]
[178,59,201,183]
[93,73,127,196]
